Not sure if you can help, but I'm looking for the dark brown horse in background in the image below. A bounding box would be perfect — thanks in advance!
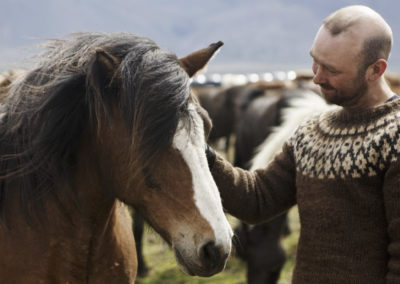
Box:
[232,87,297,284]
[0,32,233,283]
[194,81,289,152]
[194,84,259,152]
[234,86,331,284]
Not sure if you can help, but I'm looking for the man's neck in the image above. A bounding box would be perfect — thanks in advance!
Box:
[343,81,393,111]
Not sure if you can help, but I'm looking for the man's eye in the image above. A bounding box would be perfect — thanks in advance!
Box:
[327,69,338,74]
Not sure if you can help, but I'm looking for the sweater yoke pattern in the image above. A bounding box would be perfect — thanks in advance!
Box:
[290,105,400,179]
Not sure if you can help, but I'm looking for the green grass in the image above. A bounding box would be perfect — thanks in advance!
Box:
[135,207,300,284]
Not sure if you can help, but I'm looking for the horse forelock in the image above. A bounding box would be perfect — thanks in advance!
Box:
[0,32,191,223]
[118,46,191,169]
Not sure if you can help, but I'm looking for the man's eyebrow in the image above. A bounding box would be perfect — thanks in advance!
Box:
[309,51,339,72]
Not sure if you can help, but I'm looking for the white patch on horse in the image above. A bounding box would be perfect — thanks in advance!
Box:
[0,104,6,122]
[250,91,337,170]
[173,103,233,250]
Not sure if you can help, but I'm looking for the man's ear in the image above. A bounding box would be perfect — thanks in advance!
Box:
[179,41,223,78]
[367,59,387,81]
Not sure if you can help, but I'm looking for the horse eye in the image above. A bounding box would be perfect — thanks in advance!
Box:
[142,167,161,191]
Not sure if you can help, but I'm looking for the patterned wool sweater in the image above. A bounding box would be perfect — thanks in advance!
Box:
[211,99,400,284]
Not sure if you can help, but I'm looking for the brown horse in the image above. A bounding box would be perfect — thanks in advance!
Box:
[0,32,233,283]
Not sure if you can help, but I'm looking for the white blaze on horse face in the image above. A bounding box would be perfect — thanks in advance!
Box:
[172,103,233,250]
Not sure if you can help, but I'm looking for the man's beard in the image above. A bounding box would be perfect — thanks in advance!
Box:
[320,73,367,107]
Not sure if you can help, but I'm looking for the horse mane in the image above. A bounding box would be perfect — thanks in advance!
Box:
[250,90,336,171]
[0,32,191,222]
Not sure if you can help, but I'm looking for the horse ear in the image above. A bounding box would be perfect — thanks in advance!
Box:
[179,41,224,78]
[89,49,120,88]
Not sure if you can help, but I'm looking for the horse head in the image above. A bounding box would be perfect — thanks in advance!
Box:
[84,37,233,277]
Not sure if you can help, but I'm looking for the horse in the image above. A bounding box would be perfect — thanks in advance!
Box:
[232,87,291,284]
[194,81,288,153]
[133,79,290,277]
[194,84,250,153]
[250,89,335,170]
[233,88,283,169]
[234,216,288,284]
[235,86,334,284]
[0,32,233,283]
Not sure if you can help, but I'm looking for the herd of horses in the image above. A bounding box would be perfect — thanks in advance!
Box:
[2,32,400,284]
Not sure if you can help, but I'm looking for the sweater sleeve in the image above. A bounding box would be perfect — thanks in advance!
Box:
[383,161,400,283]
[211,142,297,224]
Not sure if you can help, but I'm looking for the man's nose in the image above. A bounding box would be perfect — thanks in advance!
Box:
[313,67,325,85]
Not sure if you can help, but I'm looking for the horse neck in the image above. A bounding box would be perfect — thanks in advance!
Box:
[73,117,144,218]
[72,131,118,225]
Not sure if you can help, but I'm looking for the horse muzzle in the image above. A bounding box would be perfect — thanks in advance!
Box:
[173,239,231,277]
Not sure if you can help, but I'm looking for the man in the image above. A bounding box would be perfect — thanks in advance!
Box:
[207,5,400,283]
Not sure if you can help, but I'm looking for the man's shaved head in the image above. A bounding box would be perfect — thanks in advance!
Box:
[322,5,393,70]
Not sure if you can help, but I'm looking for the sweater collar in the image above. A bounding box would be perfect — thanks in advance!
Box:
[327,97,400,125]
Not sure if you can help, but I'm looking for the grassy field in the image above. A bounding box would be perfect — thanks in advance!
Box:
[135,207,300,284]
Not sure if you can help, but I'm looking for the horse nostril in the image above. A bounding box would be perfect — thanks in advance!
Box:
[200,240,221,264]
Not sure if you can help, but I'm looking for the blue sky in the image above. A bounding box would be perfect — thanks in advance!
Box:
[1,0,399,73]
